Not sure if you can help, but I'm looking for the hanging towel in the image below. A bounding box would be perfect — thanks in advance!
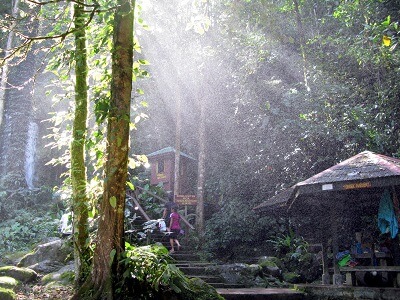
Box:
[378,189,399,238]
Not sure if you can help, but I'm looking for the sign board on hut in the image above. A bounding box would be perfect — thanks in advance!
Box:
[175,195,197,206]
[343,181,372,190]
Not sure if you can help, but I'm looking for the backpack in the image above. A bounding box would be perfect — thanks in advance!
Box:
[158,219,167,232]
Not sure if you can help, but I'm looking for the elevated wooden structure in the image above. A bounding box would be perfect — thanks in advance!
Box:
[146,146,196,195]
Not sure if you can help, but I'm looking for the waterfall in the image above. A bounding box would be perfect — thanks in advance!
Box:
[25,121,38,189]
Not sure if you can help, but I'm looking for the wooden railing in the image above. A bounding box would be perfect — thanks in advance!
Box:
[126,187,195,230]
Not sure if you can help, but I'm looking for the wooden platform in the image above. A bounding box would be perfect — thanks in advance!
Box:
[216,288,305,300]
[340,266,400,286]
[296,283,400,300]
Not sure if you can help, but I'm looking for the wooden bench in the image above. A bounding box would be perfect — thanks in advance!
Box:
[340,266,400,286]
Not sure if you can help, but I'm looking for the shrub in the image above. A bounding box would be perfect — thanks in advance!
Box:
[202,196,279,261]
[119,243,190,299]
[118,243,222,300]
[0,210,59,256]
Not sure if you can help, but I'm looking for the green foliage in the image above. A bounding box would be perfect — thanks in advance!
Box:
[303,0,400,159]
[126,178,169,219]
[0,210,59,255]
[184,277,224,300]
[118,243,222,300]
[267,229,321,283]
[60,270,75,283]
[0,186,55,221]
[267,228,308,257]
[203,196,279,261]
[118,243,190,299]
[136,188,165,219]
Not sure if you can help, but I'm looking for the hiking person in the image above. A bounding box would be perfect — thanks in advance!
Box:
[162,192,177,227]
[168,206,181,253]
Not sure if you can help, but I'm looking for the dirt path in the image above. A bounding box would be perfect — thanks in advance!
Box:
[16,283,74,300]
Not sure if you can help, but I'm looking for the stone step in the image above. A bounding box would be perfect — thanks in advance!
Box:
[170,252,200,261]
[178,266,210,276]
[186,274,223,284]
[175,262,213,268]
[211,283,248,289]
[170,252,229,288]
[183,273,245,289]
[126,228,227,287]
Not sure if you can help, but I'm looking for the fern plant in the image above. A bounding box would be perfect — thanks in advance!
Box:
[267,227,308,256]
[118,243,192,299]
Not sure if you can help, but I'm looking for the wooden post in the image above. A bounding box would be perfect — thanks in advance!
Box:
[332,204,343,285]
[131,198,151,221]
[321,242,330,284]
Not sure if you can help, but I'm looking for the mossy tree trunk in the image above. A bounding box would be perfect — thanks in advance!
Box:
[74,0,135,299]
[72,1,90,288]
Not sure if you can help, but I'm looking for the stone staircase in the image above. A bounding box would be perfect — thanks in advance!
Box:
[130,223,305,299]
[170,250,245,289]
[146,230,239,288]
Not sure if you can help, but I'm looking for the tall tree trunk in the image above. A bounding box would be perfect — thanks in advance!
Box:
[195,87,206,234]
[293,0,310,91]
[0,0,37,190]
[72,1,90,288]
[82,0,134,299]
[0,0,19,129]
[173,92,182,197]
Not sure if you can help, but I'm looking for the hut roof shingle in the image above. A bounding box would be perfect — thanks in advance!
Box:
[254,151,400,212]
[297,151,400,187]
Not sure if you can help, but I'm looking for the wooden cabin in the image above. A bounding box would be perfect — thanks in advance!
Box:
[146,147,196,195]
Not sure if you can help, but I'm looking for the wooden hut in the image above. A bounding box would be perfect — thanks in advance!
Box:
[254,151,400,286]
[146,147,196,195]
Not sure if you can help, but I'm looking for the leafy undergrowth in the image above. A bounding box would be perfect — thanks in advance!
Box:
[15,282,74,300]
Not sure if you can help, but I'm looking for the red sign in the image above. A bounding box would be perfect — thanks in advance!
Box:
[175,195,197,206]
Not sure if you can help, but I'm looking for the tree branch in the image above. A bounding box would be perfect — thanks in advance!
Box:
[3,3,98,43]
[27,0,99,8]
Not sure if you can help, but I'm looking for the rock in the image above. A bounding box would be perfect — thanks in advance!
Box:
[253,275,268,287]
[42,262,75,285]
[263,265,282,278]
[258,256,283,279]
[206,263,262,287]
[0,276,19,289]
[258,256,283,269]
[28,259,65,274]
[17,238,72,273]
[286,252,322,283]
[0,266,37,283]
[185,277,224,300]
[0,286,16,300]
[282,271,300,284]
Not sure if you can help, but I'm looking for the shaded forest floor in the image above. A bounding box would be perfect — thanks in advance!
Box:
[15,282,74,299]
